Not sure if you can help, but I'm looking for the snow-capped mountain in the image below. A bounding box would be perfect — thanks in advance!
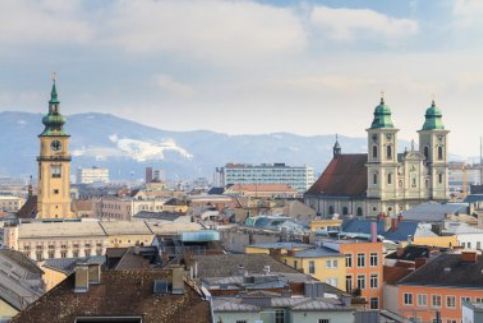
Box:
[0,111,370,180]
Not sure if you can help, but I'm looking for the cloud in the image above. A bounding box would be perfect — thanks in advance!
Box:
[0,0,93,44]
[310,6,419,41]
[451,0,483,28]
[153,74,194,97]
[105,0,307,64]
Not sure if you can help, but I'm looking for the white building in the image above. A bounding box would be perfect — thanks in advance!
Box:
[218,163,315,192]
[76,167,109,184]
[0,195,25,212]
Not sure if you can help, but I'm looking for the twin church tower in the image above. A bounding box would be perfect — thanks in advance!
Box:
[306,96,449,218]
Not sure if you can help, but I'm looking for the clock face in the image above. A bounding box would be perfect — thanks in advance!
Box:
[51,140,62,152]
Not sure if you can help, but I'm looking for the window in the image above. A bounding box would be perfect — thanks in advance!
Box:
[342,207,348,215]
[370,297,379,309]
[432,295,441,307]
[477,241,481,250]
[357,207,363,216]
[373,145,378,158]
[275,310,285,323]
[318,320,330,323]
[357,253,365,267]
[294,260,298,270]
[404,293,413,305]
[345,254,352,268]
[48,250,55,259]
[424,146,429,160]
[370,253,378,266]
[446,296,456,308]
[326,259,338,268]
[345,275,352,293]
[236,321,247,323]
[357,275,365,289]
[438,146,443,160]
[438,173,443,184]
[309,261,315,274]
[36,251,43,261]
[51,165,61,178]
[446,320,456,323]
[387,145,392,160]
[370,274,378,288]
[461,296,471,304]
[328,206,334,215]
[60,251,67,258]
[418,294,427,306]
[373,173,378,185]
[387,173,392,184]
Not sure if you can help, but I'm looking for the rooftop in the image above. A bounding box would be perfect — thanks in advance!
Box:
[398,253,483,288]
[11,270,212,323]
[293,247,343,258]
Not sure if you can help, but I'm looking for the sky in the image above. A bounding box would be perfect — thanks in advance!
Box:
[1,0,483,157]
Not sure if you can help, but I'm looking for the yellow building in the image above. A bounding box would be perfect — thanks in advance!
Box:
[309,218,343,232]
[36,79,74,219]
[411,234,458,248]
[281,248,346,291]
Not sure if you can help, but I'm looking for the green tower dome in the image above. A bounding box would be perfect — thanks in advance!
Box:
[370,97,394,129]
[422,100,444,130]
[40,80,68,136]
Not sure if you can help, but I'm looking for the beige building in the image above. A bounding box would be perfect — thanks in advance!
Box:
[99,197,188,220]
[3,219,204,262]
[0,195,25,212]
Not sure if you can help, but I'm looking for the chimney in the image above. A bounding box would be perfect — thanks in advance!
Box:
[462,251,479,263]
[88,263,101,285]
[263,265,270,275]
[370,222,378,243]
[237,264,246,276]
[74,263,89,293]
[171,266,185,295]
[415,257,427,269]
[287,249,295,257]
[269,248,282,258]
[391,218,398,232]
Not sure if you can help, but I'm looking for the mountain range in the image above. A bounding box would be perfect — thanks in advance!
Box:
[0,111,419,182]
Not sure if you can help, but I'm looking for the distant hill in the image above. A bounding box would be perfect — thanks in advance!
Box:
[0,111,406,181]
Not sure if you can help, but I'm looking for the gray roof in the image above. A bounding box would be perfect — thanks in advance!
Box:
[293,247,343,258]
[134,211,184,221]
[212,296,350,312]
[248,242,312,250]
[43,256,106,274]
[399,253,483,288]
[0,249,43,274]
[401,202,468,222]
[192,254,300,278]
[464,194,483,203]
[341,218,424,242]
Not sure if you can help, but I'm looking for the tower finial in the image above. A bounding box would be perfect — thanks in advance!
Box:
[49,73,59,105]
[431,93,436,106]
[380,90,384,104]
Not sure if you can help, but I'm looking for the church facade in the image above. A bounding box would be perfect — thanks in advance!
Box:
[304,97,449,218]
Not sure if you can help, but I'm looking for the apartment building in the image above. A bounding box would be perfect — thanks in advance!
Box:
[76,167,109,184]
[0,195,25,212]
[218,163,315,192]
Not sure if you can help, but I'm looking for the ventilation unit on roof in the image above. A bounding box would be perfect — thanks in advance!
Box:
[153,279,171,295]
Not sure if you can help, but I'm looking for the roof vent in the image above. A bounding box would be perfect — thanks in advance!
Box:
[153,279,171,295]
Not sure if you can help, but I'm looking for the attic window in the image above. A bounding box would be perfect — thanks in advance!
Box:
[153,279,171,295]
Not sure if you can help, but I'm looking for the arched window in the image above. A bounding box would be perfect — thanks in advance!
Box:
[357,207,363,216]
[387,173,392,184]
[342,207,348,215]
[386,145,392,160]
[438,173,443,184]
[424,146,429,160]
[373,173,378,185]
[372,146,378,159]
[328,206,334,215]
[438,146,443,160]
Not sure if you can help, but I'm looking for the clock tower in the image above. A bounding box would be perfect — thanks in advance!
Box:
[37,78,74,219]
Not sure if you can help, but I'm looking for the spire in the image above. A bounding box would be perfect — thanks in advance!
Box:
[49,72,59,105]
[333,134,341,157]
[28,175,33,198]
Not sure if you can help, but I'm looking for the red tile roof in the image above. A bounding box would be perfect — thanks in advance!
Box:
[306,154,367,197]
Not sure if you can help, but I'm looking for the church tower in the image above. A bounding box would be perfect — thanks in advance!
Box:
[418,100,449,201]
[366,96,399,215]
[36,78,74,219]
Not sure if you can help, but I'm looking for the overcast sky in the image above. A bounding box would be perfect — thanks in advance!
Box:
[1,0,483,157]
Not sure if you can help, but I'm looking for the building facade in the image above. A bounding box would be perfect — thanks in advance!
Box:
[305,97,449,218]
[76,167,109,184]
[36,80,74,219]
[219,163,315,192]
[0,196,25,212]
